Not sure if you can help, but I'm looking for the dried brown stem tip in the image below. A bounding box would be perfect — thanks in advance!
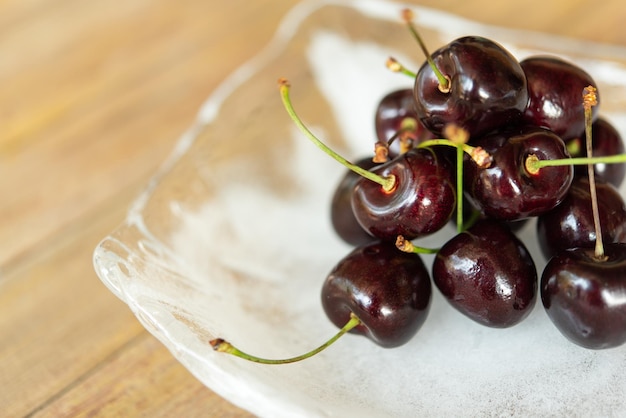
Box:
[443,124,470,145]
[209,338,231,352]
[401,8,415,23]
[278,77,290,87]
[399,135,414,154]
[525,154,541,175]
[396,235,414,253]
[374,141,390,163]
[472,146,492,168]
[386,57,402,72]
[385,57,417,78]
[582,85,598,109]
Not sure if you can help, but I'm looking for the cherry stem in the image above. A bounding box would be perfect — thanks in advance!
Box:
[374,118,418,163]
[209,313,361,365]
[525,153,626,172]
[396,235,439,254]
[417,139,492,168]
[419,124,478,232]
[279,78,396,192]
[566,137,582,156]
[583,86,606,260]
[386,57,417,78]
[401,9,450,92]
[456,142,464,233]
[442,124,470,232]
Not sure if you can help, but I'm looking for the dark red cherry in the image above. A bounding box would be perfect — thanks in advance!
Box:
[321,241,432,348]
[464,126,573,221]
[330,157,378,246]
[413,36,528,138]
[541,243,626,349]
[352,147,456,241]
[432,219,537,328]
[536,177,626,260]
[374,88,436,157]
[570,117,626,188]
[521,55,599,141]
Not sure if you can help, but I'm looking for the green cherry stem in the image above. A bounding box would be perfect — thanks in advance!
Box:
[374,118,419,163]
[526,153,626,172]
[419,124,490,233]
[209,313,361,365]
[442,124,469,232]
[396,235,440,254]
[416,139,492,168]
[456,141,464,233]
[386,57,417,78]
[279,78,396,192]
[401,8,450,92]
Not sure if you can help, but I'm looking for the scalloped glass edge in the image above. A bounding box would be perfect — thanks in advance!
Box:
[93,1,626,417]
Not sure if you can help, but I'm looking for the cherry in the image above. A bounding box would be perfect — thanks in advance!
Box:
[321,241,432,348]
[540,84,626,350]
[536,176,626,260]
[330,157,378,246]
[464,125,573,221]
[431,219,537,328]
[374,88,436,158]
[209,241,432,364]
[521,55,599,141]
[569,117,626,188]
[412,35,528,138]
[352,147,456,241]
[541,243,626,349]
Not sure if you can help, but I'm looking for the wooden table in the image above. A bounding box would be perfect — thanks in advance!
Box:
[2,0,625,416]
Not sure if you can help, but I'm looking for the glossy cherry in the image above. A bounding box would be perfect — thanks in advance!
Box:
[464,125,573,221]
[330,157,378,246]
[541,243,626,349]
[522,55,599,141]
[536,176,626,260]
[321,241,432,348]
[413,36,528,138]
[432,219,537,328]
[352,147,456,241]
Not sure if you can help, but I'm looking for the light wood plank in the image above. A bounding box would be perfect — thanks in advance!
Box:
[31,334,254,418]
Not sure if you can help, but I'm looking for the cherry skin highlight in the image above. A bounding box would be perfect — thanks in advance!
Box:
[522,55,599,141]
[351,147,456,241]
[321,241,432,348]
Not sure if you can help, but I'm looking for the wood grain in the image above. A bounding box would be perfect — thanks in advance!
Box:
[1,0,625,416]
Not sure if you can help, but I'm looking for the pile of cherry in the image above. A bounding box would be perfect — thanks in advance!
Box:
[211,10,626,364]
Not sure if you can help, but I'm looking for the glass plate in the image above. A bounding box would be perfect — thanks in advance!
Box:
[93,0,626,416]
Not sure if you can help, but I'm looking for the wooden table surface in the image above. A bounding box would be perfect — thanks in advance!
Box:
[2,0,625,416]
